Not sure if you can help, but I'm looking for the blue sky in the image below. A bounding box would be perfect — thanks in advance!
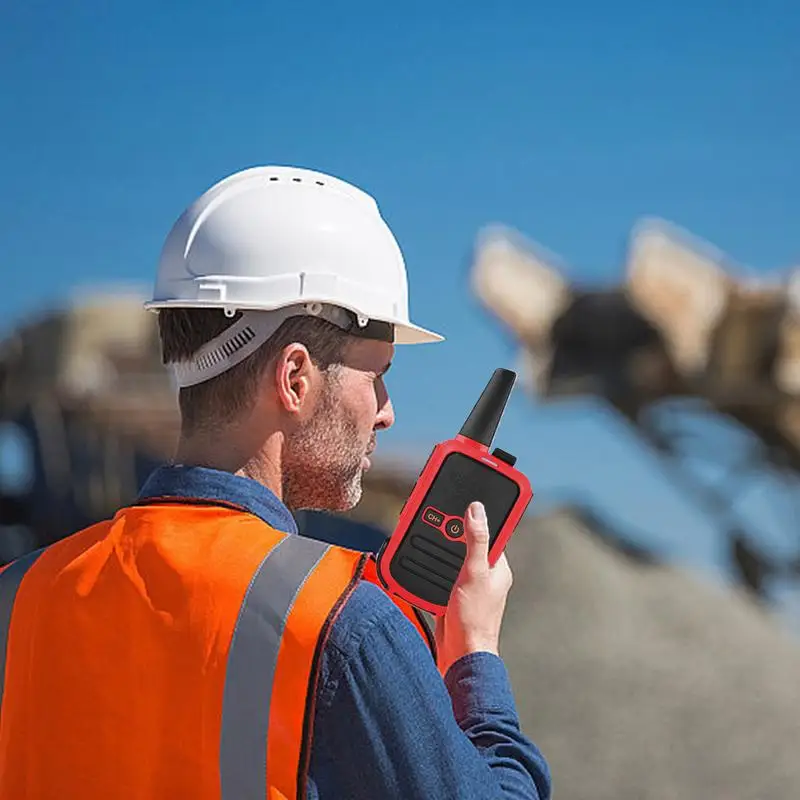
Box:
[2,2,799,609]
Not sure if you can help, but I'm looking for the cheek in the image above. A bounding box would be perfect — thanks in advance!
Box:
[329,376,379,439]
[351,385,379,433]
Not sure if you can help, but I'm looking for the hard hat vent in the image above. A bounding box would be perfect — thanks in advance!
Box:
[265,174,325,186]
[194,325,257,373]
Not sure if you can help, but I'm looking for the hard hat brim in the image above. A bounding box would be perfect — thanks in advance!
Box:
[393,320,445,344]
[145,298,443,345]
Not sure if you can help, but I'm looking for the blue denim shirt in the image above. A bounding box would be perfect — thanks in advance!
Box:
[139,465,552,800]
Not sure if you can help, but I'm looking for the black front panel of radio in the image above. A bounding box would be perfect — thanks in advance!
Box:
[389,452,520,607]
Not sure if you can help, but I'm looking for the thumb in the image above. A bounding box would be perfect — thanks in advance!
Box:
[463,501,490,574]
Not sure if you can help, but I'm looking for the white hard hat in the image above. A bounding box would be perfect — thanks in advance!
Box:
[146,165,443,387]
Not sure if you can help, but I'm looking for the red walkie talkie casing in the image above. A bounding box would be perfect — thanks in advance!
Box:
[376,368,533,615]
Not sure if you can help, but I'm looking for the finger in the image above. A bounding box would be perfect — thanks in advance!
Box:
[434,615,445,647]
[433,615,445,668]
[490,549,508,571]
[493,552,513,589]
[463,501,490,574]
[488,548,510,571]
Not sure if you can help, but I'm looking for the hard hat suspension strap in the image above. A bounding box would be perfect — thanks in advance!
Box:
[169,303,394,389]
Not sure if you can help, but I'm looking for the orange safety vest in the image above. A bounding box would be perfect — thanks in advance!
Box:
[0,501,436,799]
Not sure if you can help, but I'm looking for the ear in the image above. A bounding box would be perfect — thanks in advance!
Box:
[271,342,316,416]
[470,224,571,346]
[625,218,731,375]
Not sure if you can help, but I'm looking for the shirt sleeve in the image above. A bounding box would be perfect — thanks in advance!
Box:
[306,582,552,800]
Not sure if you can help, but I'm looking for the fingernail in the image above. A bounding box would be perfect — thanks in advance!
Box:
[469,502,487,523]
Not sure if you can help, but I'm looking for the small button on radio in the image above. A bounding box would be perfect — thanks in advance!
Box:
[422,507,445,528]
[444,518,463,539]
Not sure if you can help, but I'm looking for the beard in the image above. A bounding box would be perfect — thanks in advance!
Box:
[281,371,373,512]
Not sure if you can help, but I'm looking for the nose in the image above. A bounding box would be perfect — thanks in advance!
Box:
[374,384,395,431]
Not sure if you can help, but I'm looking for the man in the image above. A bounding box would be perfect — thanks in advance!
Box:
[0,166,551,798]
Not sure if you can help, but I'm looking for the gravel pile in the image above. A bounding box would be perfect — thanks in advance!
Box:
[503,508,800,800]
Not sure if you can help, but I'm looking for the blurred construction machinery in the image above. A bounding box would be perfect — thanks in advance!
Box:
[470,217,800,600]
[0,291,180,561]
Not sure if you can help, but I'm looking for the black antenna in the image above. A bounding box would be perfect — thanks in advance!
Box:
[459,368,516,446]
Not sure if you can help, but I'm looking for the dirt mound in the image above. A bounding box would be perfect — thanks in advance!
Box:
[503,508,800,799]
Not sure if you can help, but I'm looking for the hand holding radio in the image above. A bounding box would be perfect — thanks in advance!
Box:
[377,367,533,615]
[433,500,514,677]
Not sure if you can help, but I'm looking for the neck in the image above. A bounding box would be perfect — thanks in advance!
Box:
[173,424,285,500]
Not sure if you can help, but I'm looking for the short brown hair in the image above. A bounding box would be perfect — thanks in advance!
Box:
[158,308,350,434]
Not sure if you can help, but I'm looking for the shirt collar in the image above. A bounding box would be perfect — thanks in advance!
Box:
[137,464,298,534]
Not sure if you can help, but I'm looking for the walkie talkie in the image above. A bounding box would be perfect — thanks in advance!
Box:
[376,368,533,615]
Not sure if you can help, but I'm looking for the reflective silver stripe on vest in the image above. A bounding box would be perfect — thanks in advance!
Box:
[220,534,331,800]
[0,548,45,713]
